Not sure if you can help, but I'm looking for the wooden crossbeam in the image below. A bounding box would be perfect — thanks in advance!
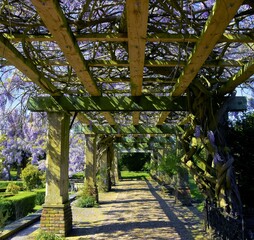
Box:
[32,0,115,125]
[7,33,254,44]
[27,95,247,112]
[171,0,244,96]
[74,124,175,135]
[219,59,254,95]
[0,59,245,68]
[0,34,60,96]
[87,60,243,68]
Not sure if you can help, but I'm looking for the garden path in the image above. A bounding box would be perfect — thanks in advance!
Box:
[11,177,208,239]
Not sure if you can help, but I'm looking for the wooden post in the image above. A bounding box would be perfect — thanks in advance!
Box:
[40,112,72,236]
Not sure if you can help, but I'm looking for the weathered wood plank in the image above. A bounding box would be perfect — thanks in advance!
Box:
[0,35,60,96]
[171,0,244,96]
[27,96,247,112]
[7,33,254,44]
[31,0,100,96]
[32,0,116,125]
[219,60,254,95]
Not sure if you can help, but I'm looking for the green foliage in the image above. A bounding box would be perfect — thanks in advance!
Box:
[0,200,13,228]
[70,172,84,179]
[120,171,150,180]
[35,230,65,240]
[21,165,43,191]
[75,195,96,208]
[5,191,36,220]
[159,152,180,177]
[5,182,20,194]
[0,181,23,189]
[120,152,151,171]
[34,189,45,205]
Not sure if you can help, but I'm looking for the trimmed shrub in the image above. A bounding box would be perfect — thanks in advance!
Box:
[0,181,23,189]
[0,200,14,227]
[5,192,36,220]
[6,182,20,194]
[21,165,43,190]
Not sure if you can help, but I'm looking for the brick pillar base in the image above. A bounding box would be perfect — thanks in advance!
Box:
[40,202,72,236]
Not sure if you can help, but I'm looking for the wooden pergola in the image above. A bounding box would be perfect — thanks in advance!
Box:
[0,0,253,236]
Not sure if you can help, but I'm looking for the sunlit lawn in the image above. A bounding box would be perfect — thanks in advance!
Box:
[120,171,151,180]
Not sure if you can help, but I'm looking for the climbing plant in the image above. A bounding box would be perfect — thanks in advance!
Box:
[178,84,243,216]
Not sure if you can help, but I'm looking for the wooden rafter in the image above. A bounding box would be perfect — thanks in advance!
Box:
[126,0,149,125]
[0,34,60,96]
[157,112,171,126]
[31,0,116,125]
[31,0,99,96]
[126,0,149,96]
[219,59,254,95]
[171,0,244,96]
[7,33,254,44]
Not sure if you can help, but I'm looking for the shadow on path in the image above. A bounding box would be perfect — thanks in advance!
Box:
[70,178,203,239]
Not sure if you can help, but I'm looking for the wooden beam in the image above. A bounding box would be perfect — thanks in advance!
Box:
[7,33,254,44]
[31,0,100,96]
[0,34,60,96]
[27,96,247,112]
[157,112,171,125]
[88,59,243,68]
[171,0,244,96]
[219,60,254,95]
[75,124,175,135]
[126,0,149,96]
[126,0,149,125]
[32,0,116,125]
[1,59,244,68]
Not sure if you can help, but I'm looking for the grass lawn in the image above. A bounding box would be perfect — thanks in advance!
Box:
[120,171,151,180]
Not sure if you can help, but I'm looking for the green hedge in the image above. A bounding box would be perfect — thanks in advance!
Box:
[0,181,23,189]
[34,189,45,205]
[2,192,36,221]
[0,200,14,227]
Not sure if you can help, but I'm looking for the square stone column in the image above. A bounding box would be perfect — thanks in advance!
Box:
[85,135,98,202]
[40,112,72,236]
[110,144,119,185]
[99,145,111,192]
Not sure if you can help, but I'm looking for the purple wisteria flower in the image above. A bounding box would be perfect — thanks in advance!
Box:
[207,130,215,147]
[213,152,223,165]
[194,125,201,138]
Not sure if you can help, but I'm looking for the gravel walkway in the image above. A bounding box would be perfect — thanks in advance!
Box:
[68,178,208,240]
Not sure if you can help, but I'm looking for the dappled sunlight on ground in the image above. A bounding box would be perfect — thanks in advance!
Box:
[68,179,207,240]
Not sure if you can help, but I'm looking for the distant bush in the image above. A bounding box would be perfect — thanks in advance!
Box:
[6,183,20,194]
[36,230,65,240]
[21,165,43,190]
[75,195,96,208]
[70,172,84,179]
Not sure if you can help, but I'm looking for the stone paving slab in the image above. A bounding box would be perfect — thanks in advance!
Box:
[67,178,208,240]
